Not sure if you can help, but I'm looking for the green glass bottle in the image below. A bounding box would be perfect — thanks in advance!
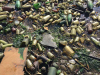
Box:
[15,0,21,9]
[87,0,93,10]
[67,14,72,24]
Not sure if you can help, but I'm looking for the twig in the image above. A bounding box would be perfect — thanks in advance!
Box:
[75,58,89,70]
[82,54,100,61]
[25,67,31,75]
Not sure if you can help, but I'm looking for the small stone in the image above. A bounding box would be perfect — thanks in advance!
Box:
[73,54,79,58]
[52,62,58,69]
[59,73,64,75]
[14,20,20,25]
[12,27,16,32]
[41,33,57,48]
[61,56,68,60]
[69,59,75,64]
[86,49,91,52]
[60,65,66,70]
[60,60,67,64]
[41,66,46,72]
[67,63,70,65]
[67,64,76,71]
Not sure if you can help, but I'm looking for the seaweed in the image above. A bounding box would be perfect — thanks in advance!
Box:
[75,48,100,73]
[13,35,24,48]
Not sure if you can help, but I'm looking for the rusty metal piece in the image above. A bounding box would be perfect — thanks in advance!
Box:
[87,23,93,34]
[2,6,14,11]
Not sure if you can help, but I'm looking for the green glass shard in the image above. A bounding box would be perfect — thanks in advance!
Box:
[33,3,41,9]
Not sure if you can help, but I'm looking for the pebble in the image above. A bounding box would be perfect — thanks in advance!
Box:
[59,73,64,75]
[67,64,76,71]
[60,65,66,70]
[12,27,16,32]
[69,59,76,64]
[61,56,68,60]
[60,60,67,64]
[14,20,20,25]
